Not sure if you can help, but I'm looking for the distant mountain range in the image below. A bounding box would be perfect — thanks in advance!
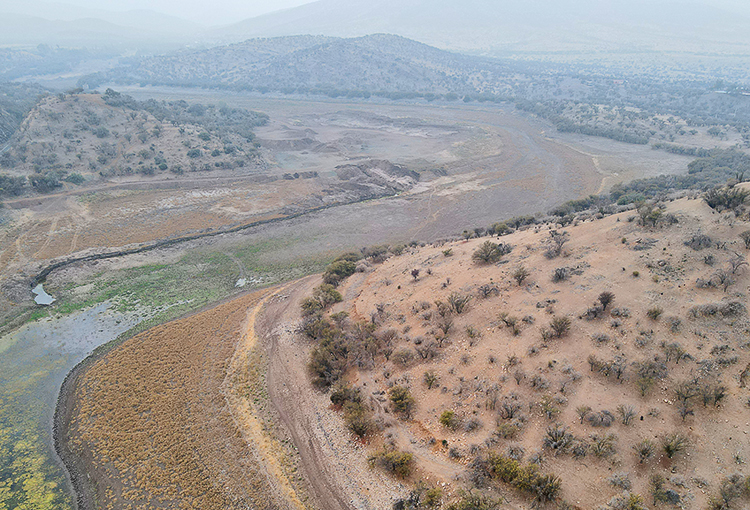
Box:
[2,0,750,57]
[86,34,514,94]
[214,0,750,55]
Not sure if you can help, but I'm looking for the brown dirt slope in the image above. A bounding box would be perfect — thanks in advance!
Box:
[66,289,298,510]
[322,195,750,509]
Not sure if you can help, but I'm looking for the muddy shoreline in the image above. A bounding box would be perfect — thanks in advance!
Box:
[32,191,400,287]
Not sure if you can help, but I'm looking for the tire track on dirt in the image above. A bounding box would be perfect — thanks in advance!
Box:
[255,276,356,510]
[224,286,308,510]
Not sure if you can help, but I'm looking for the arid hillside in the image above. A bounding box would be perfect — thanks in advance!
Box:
[303,187,750,509]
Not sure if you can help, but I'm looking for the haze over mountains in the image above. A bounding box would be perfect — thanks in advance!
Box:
[3,0,750,56]
[216,0,750,55]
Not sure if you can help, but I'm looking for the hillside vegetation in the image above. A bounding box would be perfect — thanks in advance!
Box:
[301,184,750,509]
[0,89,267,196]
[81,35,750,152]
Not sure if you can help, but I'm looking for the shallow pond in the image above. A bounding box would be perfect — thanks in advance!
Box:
[0,302,154,509]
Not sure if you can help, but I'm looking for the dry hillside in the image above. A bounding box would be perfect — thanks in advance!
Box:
[304,189,750,510]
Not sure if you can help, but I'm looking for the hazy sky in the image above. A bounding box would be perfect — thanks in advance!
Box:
[3,0,750,28]
[2,0,317,26]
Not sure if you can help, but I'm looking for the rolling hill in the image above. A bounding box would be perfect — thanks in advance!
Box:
[83,34,513,95]
[214,0,750,55]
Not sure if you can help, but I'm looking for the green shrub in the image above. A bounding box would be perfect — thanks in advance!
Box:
[472,240,511,264]
[369,448,414,478]
[389,386,415,418]
[439,410,460,430]
[646,306,663,320]
[323,259,357,286]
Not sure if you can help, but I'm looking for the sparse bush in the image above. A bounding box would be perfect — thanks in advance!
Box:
[552,267,570,282]
[478,284,499,298]
[593,333,611,344]
[496,422,522,439]
[393,348,415,367]
[445,491,498,510]
[609,473,632,491]
[394,485,443,510]
[662,432,689,459]
[684,233,713,251]
[543,424,573,454]
[740,231,750,249]
[704,186,749,212]
[549,316,572,338]
[590,433,618,458]
[447,293,471,314]
[486,453,561,504]
[602,492,647,510]
[689,301,746,318]
[576,405,591,424]
[633,439,655,463]
[646,306,663,320]
[587,410,615,428]
[611,307,630,318]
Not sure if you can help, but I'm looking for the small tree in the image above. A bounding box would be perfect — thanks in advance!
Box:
[546,230,570,258]
[472,241,503,264]
[598,291,615,311]
[424,371,439,389]
[411,268,420,280]
[369,448,414,478]
[513,266,531,286]
[617,405,636,425]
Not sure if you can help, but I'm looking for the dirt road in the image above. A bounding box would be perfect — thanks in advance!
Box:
[255,276,405,510]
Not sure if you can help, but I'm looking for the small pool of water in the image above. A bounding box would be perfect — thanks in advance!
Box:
[32,283,56,305]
